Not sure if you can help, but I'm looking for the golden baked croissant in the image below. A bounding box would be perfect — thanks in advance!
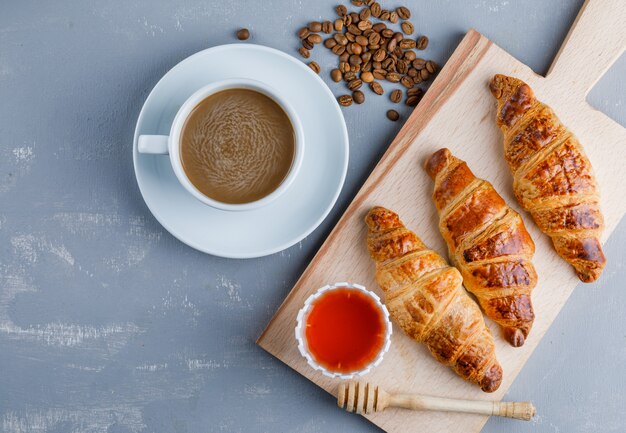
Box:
[425,148,536,347]
[365,206,502,392]
[489,74,606,282]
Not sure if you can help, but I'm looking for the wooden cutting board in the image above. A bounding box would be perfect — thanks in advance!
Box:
[258,1,626,432]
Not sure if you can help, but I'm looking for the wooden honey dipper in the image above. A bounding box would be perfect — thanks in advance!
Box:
[337,382,536,421]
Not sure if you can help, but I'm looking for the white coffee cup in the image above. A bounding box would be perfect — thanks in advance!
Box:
[137,78,305,212]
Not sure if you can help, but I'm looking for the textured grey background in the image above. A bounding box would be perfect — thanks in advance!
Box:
[1,0,625,432]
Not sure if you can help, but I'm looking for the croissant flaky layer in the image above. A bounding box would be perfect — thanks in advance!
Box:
[489,74,606,282]
[365,206,502,392]
[425,148,536,347]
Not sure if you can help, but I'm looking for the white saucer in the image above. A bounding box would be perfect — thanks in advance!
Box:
[133,44,349,258]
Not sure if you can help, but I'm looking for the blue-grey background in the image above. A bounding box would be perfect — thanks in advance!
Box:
[1,0,625,432]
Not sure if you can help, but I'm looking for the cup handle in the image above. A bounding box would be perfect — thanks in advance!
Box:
[138,135,169,154]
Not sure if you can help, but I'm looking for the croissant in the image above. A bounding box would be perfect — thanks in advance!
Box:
[489,74,606,282]
[425,148,536,347]
[365,206,502,392]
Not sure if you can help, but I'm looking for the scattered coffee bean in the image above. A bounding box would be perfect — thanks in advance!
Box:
[379,10,390,21]
[407,87,422,97]
[236,28,250,40]
[331,68,343,82]
[420,68,429,80]
[336,5,348,17]
[344,70,357,81]
[334,33,349,45]
[338,94,353,106]
[357,20,371,31]
[389,11,399,23]
[386,72,401,82]
[370,2,382,17]
[334,19,344,31]
[372,22,386,32]
[412,58,426,69]
[400,75,414,88]
[307,34,322,44]
[332,44,346,55]
[302,39,314,50]
[396,6,411,19]
[360,8,371,20]
[426,60,437,73]
[353,90,365,104]
[370,81,384,95]
[325,38,337,48]
[349,12,360,23]
[406,95,419,106]
[343,14,352,26]
[298,27,310,39]
[404,51,416,61]
[381,28,394,38]
[390,89,402,103]
[348,78,363,90]
[298,47,310,58]
[372,69,386,80]
[309,21,322,32]
[387,109,400,121]
[361,71,374,82]
[401,21,414,35]
[351,0,364,5]
[417,35,429,50]
[399,38,416,49]
[308,61,321,73]
[322,20,333,33]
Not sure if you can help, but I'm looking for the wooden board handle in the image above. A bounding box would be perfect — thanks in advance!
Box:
[389,394,536,421]
[547,0,626,97]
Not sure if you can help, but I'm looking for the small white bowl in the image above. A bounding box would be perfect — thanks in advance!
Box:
[295,282,392,380]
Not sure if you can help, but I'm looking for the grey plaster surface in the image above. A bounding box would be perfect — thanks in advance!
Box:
[1,0,625,432]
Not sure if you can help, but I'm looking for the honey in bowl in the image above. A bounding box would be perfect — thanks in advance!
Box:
[303,287,388,374]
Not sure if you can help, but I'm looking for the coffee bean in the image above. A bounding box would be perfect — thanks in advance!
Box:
[407,87,423,97]
[412,58,426,69]
[361,51,372,62]
[387,109,400,121]
[382,57,394,70]
[236,28,250,40]
[399,38,416,49]
[370,2,382,17]
[366,32,380,47]
[350,11,360,22]
[343,14,352,26]
[338,95,353,106]
[372,69,386,80]
[309,21,322,32]
[336,5,348,17]
[298,47,310,58]
[401,21,414,35]
[302,39,313,50]
[417,36,429,50]
[344,70,356,81]
[379,10,390,21]
[372,22,386,32]
[381,28,394,38]
[346,32,356,42]
[361,71,374,82]
[389,11,399,23]
[297,27,310,39]
[420,68,429,80]
[331,69,343,82]
[355,35,368,46]
[351,0,364,5]
[396,6,411,19]
[307,34,322,44]
[372,48,385,62]
[360,8,371,20]
[353,90,365,104]
[386,72,401,83]
[406,95,419,106]
[413,74,423,84]
[365,0,374,5]
[332,44,346,55]
[334,33,349,45]
[339,51,350,62]
[350,42,363,55]
[407,68,418,77]
[308,61,320,74]
[387,38,397,51]
[325,38,337,48]
[370,81,384,95]
[426,60,438,74]
[401,75,414,88]
[322,20,333,34]
[347,24,361,35]
[404,51,417,61]
[372,60,382,69]
[397,59,408,74]
[348,79,363,90]
[361,60,372,71]
[393,32,404,42]
[339,61,350,73]
[390,89,402,103]
[349,54,362,65]
[357,20,371,31]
